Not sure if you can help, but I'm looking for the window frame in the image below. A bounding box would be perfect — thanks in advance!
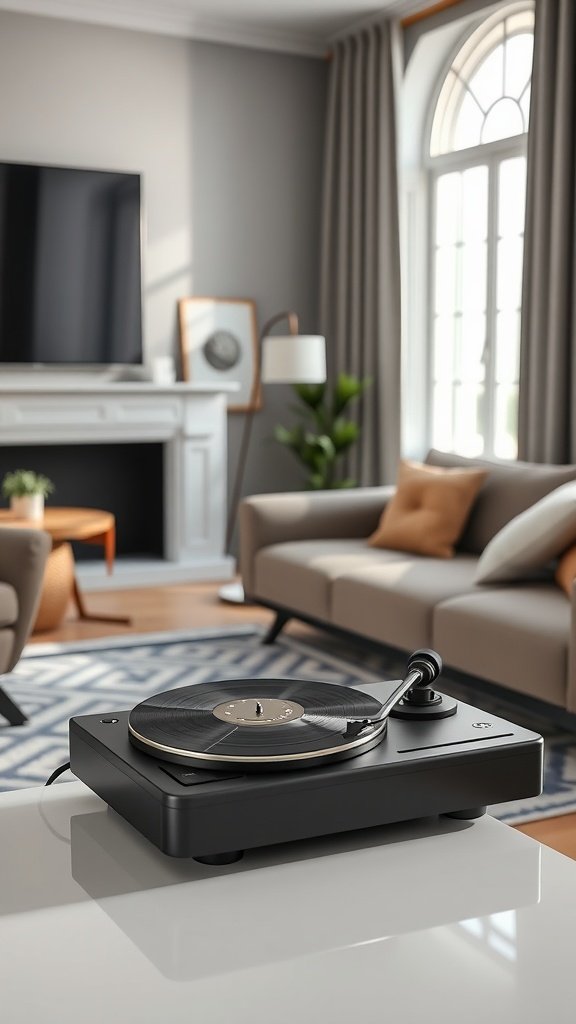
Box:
[422,3,533,460]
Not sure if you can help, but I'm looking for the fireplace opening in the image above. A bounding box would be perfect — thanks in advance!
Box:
[0,443,164,561]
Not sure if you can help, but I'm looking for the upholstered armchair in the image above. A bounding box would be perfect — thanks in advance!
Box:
[0,527,51,725]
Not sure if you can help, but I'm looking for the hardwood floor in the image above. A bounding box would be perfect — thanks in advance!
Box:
[515,816,576,859]
[27,579,280,644]
[27,579,576,861]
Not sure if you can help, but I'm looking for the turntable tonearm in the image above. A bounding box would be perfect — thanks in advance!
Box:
[69,649,543,864]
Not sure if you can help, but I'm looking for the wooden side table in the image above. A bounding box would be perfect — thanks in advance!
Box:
[0,507,131,631]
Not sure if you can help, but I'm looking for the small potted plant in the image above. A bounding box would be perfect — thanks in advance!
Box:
[1,469,55,520]
[274,373,370,489]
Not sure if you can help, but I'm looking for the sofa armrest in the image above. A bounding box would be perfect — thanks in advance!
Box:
[239,486,394,597]
[0,527,51,672]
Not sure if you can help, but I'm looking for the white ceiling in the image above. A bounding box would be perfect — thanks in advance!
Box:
[0,0,430,56]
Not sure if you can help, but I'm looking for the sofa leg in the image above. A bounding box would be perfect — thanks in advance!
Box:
[262,611,291,645]
[0,686,28,726]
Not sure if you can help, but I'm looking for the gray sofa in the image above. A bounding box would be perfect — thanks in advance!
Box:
[0,527,51,725]
[239,450,576,717]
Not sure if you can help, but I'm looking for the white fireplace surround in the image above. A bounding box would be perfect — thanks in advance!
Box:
[0,381,236,589]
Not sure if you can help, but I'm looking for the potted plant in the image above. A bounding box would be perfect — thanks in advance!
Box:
[274,373,369,489]
[1,469,55,520]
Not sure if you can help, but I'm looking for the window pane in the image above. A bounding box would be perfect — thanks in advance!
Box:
[453,91,484,151]
[461,241,487,313]
[504,33,533,98]
[496,237,524,310]
[468,44,504,110]
[459,313,486,382]
[496,310,520,384]
[454,383,484,456]
[432,382,453,452]
[481,97,524,143]
[434,316,455,381]
[435,173,461,245]
[435,246,458,315]
[498,157,527,237]
[494,384,518,459]
[430,10,532,158]
[462,165,488,242]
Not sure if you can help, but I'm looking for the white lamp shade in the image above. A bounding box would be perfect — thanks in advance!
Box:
[261,334,326,384]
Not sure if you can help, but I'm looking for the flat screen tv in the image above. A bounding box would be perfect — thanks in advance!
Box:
[0,160,142,365]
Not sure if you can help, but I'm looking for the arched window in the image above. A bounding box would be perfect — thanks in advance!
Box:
[427,3,534,459]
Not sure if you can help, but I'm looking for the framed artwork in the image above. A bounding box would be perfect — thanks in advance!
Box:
[178,297,261,412]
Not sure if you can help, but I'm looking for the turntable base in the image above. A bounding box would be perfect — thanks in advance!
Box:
[69,677,543,862]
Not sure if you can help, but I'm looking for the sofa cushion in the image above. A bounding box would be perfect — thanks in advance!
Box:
[433,585,569,707]
[331,553,479,650]
[0,583,17,628]
[475,480,576,583]
[254,540,390,621]
[425,449,576,554]
[368,460,487,558]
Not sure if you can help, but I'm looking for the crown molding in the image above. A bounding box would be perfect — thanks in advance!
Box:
[0,0,328,57]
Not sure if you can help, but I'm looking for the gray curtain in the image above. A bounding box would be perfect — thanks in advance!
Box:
[518,0,576,463]
[319,20,401,485]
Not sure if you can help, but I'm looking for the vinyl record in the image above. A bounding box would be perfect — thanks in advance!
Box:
[128,678,387,770]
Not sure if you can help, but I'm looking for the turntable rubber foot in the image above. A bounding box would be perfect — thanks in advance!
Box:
[194,850,244,865]
[444,807,487,820]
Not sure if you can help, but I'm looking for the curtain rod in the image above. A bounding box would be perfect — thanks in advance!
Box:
[401,0,464,28]
[324,0,464,56]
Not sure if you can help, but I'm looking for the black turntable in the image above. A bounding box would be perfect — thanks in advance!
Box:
[69,649,543,864]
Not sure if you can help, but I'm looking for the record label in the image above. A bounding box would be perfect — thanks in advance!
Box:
[212,698,305,726]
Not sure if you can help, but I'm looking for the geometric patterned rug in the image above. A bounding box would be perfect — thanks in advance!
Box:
[1,625,575,825]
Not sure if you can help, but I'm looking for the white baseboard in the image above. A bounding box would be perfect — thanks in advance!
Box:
[75,556,236,591]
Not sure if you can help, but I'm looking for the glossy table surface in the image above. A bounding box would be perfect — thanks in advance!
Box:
[0,782,575,1023]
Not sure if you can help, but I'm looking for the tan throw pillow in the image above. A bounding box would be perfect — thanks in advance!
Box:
[368,460,488,559]
[555,544,576,597]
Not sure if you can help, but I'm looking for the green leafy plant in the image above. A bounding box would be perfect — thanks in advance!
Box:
[274,373,369,489]
[1,469,55,499]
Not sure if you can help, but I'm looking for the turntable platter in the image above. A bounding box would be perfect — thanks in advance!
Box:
[128,678,386,770]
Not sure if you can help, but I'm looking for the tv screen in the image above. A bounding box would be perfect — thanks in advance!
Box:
[0,160,142,365]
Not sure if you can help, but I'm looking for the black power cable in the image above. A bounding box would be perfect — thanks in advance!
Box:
[45,762,71,786]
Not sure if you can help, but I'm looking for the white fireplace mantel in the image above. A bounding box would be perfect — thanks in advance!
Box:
[0,382,237,588]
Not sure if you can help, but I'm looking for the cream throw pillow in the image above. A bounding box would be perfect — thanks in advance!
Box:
[475,480,576,584]
[368,460,487,559]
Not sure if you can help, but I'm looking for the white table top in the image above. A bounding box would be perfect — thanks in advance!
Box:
[0,782,574,1023]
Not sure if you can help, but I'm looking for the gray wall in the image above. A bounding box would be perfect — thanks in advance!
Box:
[0,11,195,364]
[188,42,327,533]
[0,11,327,531]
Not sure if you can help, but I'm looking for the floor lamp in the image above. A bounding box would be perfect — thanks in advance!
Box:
[219,311,326,604]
